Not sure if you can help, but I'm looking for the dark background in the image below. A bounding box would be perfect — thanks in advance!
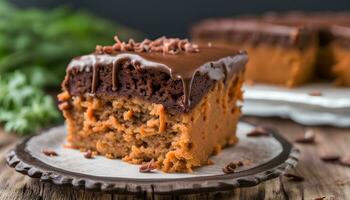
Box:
[10,0,350,38]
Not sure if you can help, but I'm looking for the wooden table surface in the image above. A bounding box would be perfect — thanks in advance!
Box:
[0,117,349,200]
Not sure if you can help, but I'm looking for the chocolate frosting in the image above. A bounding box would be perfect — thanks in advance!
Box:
[64,46,247,112]
[191,12,350,48]
[191,19,313,49]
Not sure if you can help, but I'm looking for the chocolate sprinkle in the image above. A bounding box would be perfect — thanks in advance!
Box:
[284,173,304,182]
[340,155,350,166]
[42,149,58,157]
[247,126,271,137]
[139,159,157,173]
[96,36,200,55]
[295,129,316,144]
[223,161,244,174]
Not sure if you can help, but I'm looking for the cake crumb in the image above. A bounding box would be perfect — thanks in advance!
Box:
[58,102,70,110]
[84,150,96,159]
[308,91,323,96]
[295,129,316,144]
[207,159,214,165]
[62,143,74,149]
[139,159,157,173]
[42,149,58,157]
[123,110,133,120]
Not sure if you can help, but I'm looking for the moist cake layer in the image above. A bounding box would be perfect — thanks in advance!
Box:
[58,37,248,172]
[59,73,244,172]
[330,25,350,86]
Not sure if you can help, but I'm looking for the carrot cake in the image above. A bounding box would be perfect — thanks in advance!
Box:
[57,36,248,172]
[330,25,350,86]
[191,12,350,87]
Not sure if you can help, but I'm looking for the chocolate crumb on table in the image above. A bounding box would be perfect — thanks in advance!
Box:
[320,153,340,162]
[295,129,316,144]
[58,35,247,173]
[284,173,305,182]
[42,149,58,157]
[139,159,157,173]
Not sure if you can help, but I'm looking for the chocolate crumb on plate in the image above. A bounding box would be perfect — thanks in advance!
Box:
[295,129,316,144]
[247,126,271,137]
[42,149,58,157]
[84,150,95,159]
[320,153,340,162]
[223,161,244,174]
[139,159,157,173]
[340,155,350,166]
[308,91,323,96]
[284,173,304,182]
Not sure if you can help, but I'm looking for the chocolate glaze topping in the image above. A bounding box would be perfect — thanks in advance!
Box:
[63,37,247,113]
[191,19,313,49]
[191,12,350,49]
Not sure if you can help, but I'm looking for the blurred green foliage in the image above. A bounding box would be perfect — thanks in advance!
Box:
[0,0,140,86]
[0,0,140,134]
[0,72,60,135]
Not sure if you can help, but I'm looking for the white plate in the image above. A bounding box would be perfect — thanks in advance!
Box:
[243,83,350,127]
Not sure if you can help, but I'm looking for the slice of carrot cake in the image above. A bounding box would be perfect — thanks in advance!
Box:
[191,18,317,87]
[57,36,248,172]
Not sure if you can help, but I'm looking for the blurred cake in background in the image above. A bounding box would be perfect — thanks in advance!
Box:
[191,12,350,87]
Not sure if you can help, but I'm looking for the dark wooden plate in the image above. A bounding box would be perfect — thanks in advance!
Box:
[6,122,299,194]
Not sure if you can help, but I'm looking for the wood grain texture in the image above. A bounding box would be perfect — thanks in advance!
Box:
[1,117,349,200]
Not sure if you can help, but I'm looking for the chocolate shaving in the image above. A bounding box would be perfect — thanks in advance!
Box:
[84,150,94,159]
[96,36,199,55]
[320,153,340,162]
[139,159,157,173]
[42,149,58,157]
[308,91,323,96]
[295,129,316,144]
[340,155,350,166]
[247,126,271,137]
[284,173,304,182]
[223,161,244,174]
